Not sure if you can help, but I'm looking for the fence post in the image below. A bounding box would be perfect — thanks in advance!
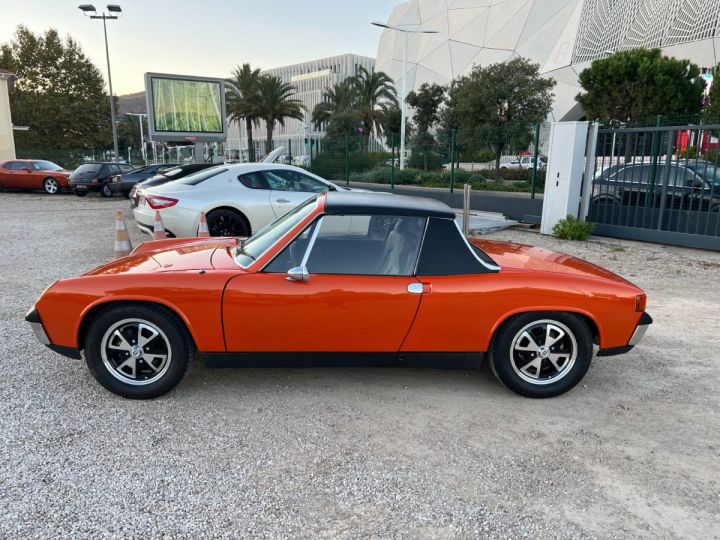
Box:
[463,183,471,236]
[648,115,664,207]
[288,139,292,163]
[530,123,540,199]
[344,135,350,186]
[390,132,396,190]
[450,128,457,194]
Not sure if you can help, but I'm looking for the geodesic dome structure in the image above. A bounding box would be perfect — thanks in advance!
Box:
[375,0,720,121]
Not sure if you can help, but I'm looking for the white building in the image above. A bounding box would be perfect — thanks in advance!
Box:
[227,53,375,160]
[0,68,16,161]
[375,0,720,121]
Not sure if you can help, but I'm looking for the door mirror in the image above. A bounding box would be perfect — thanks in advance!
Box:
[286,266,309,282]
[24,164,33,171]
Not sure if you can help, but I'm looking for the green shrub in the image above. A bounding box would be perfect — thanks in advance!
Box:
[552,215,594,240]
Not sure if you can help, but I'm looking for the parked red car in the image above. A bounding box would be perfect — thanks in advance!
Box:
[0,159,71,194]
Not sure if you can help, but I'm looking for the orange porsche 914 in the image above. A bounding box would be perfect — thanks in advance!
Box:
[26,192,652,399]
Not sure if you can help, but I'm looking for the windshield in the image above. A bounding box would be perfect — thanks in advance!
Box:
[688,163,720,187]
[33,161,63,171]
[235,195,319,268]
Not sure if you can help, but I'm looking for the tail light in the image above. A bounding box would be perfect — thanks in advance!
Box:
[146,195,178,209]
[634,294,646,312]
[91,178,98,184]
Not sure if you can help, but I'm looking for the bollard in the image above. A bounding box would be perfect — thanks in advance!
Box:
[463,184,471,237]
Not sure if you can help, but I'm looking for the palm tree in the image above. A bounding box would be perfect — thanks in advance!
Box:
[311,80,357,130]
[351,66,398,151]
[256,75,305,154]
[226,64,262,162]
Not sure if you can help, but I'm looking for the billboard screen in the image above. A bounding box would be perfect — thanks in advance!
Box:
[145,73,226,142]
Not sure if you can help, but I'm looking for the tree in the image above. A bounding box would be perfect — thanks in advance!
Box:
[407,83,445,170]
[703,64,720,122]
[311,80,357,130]
[351,66,398,151]
[116,114,146,162]
[455,58,555,179]
[255,75,304,154]
[226,63,262,162]
[576,48,705,124]
[0,25,112,164]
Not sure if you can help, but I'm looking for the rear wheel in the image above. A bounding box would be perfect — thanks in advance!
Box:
[74,189,88,197]
[43,177,60,194]
[101,184,113,198]
[489,312,592,398]
[206,209,249,237]
[84,304,195,399]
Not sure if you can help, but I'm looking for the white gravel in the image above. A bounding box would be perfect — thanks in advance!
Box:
[1,191,719,539]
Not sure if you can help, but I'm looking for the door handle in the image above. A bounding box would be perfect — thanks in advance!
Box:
[276,198,290,203]
[407,283,423,294]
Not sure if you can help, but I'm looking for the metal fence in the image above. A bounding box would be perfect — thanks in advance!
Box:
[304,124,551,199]
[587,123,720,250]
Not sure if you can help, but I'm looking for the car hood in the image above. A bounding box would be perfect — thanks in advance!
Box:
[471,239,635,286]
[85,238,239,275]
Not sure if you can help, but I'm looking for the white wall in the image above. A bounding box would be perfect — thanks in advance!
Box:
[0,76,16,161]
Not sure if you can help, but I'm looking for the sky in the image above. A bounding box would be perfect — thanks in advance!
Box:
[0,0,399,95]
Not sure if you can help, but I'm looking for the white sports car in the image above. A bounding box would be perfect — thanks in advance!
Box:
[133,161,367,238]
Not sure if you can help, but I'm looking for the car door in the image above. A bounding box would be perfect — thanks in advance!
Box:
[222,214,426,352]
[1,161,27,188]
[265,169,330,217]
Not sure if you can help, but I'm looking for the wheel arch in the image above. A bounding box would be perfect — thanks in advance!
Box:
[489,308,601,349]
[77,298,198,352]
[204,205,252,235]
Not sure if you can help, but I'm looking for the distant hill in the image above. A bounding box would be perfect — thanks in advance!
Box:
[118,91,146,114]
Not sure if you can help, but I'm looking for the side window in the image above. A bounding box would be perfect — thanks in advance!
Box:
[238,172,270,190]
[120,164,134,173]
[416,217,497,276]
[7,161,24,170]
[99,165,111,177]
[270,169,329,192]
[264,215,426,276]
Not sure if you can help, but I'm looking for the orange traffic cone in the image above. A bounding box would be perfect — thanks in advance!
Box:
[197,211,210,237]
[153,211,167,240]
[113,210,133,259]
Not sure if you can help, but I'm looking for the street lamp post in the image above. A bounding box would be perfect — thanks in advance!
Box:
[79,4,122,163]
[371,21,438,170]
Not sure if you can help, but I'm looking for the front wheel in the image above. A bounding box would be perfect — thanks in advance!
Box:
[43,177,60,194]
[84,304,195,399]
[206,209,249,237]
[101,184,113,198]
[489,312,592,398]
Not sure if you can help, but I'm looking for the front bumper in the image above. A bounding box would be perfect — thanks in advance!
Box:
[597,312,652,357]
[25,307,82,359]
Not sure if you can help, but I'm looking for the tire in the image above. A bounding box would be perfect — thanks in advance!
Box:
[489,312,592,398]
[43,177,60,194]
[84,304,195,399]
[75,189,88,197]
[101,184,113,198]
[122,190,131,199]
[206,208,250,237]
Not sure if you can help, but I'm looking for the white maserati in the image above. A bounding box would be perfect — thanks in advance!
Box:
[132,154,368,238]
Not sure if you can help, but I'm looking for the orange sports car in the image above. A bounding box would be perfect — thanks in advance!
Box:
[26,192,651,399]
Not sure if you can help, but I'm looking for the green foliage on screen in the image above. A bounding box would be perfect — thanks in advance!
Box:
[152,78,223,133]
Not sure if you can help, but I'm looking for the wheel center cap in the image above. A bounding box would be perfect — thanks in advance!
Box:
[538,346,550,359]
[130,345,143,358]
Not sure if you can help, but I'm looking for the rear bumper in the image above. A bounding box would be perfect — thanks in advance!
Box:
[25,307,81,359]
[597,312,652,357]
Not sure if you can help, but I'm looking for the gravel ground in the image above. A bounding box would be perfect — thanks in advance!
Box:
[1,191,719,539]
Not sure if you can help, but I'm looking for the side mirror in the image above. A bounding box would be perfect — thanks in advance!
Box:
[286,266,309,282]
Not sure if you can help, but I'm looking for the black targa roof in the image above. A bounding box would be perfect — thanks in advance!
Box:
[323,192,455,219]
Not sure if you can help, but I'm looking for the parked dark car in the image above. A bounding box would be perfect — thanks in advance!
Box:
[129,163,219,207]
[117,163,179,198]
[69,162,135,197]
[592,161,720,213]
